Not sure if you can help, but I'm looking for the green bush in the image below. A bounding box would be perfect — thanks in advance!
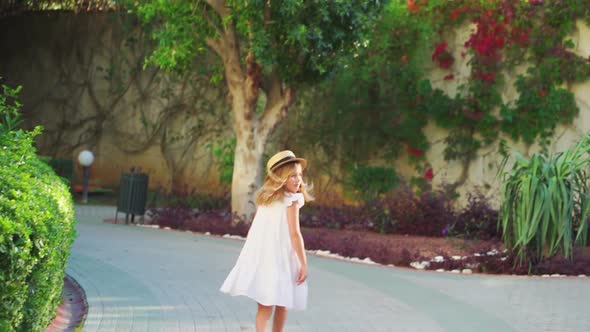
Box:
[348,165,399,203]
[499,134,590,268]
[0,85,76,332]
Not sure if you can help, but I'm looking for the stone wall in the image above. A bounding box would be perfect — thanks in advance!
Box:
[0,12,232,194]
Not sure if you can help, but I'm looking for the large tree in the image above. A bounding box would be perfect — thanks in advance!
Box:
[125,0,384,220]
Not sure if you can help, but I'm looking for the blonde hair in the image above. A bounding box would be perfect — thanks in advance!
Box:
[255,162,314,206]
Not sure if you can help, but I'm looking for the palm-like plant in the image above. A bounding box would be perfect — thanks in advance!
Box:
[499,134,590,267]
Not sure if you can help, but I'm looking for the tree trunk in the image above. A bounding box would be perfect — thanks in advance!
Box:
[231,128,265,221]
[228,84,293,222]
[212,24,292,221]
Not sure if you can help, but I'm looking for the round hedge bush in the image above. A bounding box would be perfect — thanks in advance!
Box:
[1,96,76,331]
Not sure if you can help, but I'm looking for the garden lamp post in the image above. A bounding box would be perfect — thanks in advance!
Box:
[77,150,95,204]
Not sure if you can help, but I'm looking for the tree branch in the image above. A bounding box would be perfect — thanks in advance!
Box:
[206,0,228,18]
[258,70,293,139]
[115,103,187,154]
[201,3,224,44]
[220,23,245,99]
[206,36,223,57]
[264,0,271,22]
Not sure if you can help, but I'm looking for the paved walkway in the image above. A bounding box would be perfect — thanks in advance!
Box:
[68,205,590,332]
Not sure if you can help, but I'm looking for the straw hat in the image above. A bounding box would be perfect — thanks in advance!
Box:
[266,150,307,173]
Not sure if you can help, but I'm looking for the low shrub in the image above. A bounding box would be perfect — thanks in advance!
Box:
[388,189,457,236]
[302,186,461,237]
[1,84,76,332]
[147,188,248,235]
[370,187,420,234]
[151,180,500,242]
[451,192,499,240]
[148,187,229,212]
[300,194,361,230]
[149,205,194,230]
[149,208,250,237]
[185,212,250,237]
[347,165,399,203]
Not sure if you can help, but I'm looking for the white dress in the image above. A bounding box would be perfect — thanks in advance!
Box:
[220,192,307,310]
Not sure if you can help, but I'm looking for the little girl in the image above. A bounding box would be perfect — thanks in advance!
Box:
[220,150,313,332]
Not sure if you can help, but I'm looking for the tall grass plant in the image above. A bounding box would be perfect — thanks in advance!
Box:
[499,135,590,267]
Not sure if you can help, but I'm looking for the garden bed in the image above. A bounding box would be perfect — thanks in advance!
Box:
[301,226,590,276]
[145,208,590,276]
[302,228,501,267]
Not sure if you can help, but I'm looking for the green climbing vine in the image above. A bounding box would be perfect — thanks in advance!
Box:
[417,0,590,155]
[289,0,590,190]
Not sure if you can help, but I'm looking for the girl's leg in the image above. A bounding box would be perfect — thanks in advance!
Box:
[272,306,288,332]
[256,303,273,332]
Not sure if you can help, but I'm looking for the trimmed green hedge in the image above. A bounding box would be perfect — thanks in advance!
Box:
[0,86,76,331]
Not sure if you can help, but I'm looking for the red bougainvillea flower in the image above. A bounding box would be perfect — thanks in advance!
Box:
[464,9,511,59]
[478,72,496,82]
[406,144,424,157]
[432,41,455,69]
[432,41,448,60]
[510,28,531,47]
[537,90,548,98]
[450,8,461,20]
[518,32,530,46]
[407,0,420,13]
[450,5,470,20]
[438,57,454,69]
[424,168,434,181]
[443,74,454,81]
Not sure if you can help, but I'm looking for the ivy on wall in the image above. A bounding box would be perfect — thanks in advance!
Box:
[418,0,590,155]
[284,0,590,192]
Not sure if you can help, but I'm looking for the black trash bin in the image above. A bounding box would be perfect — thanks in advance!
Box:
[116,166,149,224]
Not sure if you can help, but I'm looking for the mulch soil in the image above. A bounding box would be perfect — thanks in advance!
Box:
[302,227,501,265]
[301,227,590,276]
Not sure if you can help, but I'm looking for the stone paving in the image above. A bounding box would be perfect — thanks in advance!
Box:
[68,205,590,332]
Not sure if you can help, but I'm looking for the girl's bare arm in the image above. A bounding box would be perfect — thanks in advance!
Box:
[286,203,307,284]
